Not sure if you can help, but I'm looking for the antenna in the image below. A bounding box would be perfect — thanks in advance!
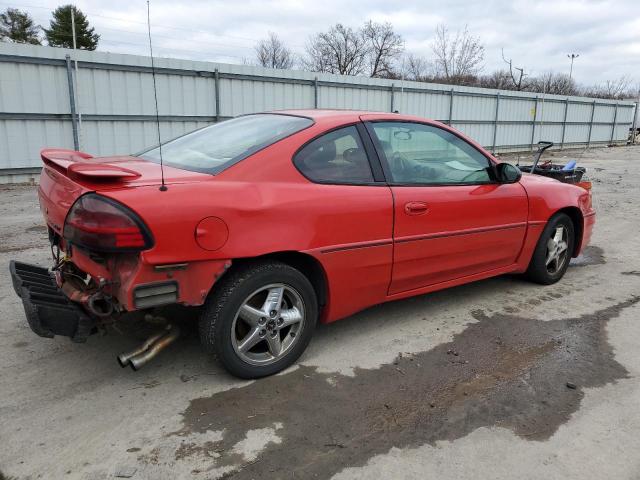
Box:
[146,0,167,191]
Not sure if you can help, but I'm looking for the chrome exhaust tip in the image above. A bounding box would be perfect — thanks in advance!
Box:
[129,325,180,371]
[117,324,172,368]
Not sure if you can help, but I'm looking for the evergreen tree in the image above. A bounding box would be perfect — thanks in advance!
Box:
[44,5,99,50]
[0,8,41,44]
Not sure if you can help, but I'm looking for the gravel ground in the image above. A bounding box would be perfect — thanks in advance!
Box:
[1,145,639,480]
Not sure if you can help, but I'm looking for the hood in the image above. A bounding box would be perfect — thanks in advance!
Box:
[518,171,560,187]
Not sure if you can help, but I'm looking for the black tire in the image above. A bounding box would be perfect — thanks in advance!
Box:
[199,260,318,379]
[525,213,575,285]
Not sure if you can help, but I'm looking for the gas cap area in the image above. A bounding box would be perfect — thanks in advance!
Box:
[195,216,229,251]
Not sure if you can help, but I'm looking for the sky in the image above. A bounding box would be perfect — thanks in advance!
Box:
[3,0,639,86]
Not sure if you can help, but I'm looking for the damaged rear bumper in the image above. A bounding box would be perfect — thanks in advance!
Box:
[10,261,95,343]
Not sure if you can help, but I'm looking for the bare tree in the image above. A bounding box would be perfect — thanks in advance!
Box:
[254,32,294,69]
[601,77,631,99]
[501,49,529,91]
[402,54,433,82]
[582,77,632,99]
[431,24,484,81]
[478,70,513,90]
[303,24,369,75]
[529,72,578,95]
[362,20,404,77]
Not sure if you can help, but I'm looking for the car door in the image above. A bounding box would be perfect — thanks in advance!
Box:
[364,119,528,295]
[292,123,394,321]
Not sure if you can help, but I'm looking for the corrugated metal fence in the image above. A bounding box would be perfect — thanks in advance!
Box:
[1,43,637,182]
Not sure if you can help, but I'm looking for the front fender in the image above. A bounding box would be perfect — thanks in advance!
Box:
[515,174,594,270]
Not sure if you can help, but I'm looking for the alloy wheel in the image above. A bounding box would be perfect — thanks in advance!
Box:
[545,225,569,274]
[231,283,305,366]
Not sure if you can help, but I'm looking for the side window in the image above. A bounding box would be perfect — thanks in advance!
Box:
[371,122,492,185]
[294,126,374,184]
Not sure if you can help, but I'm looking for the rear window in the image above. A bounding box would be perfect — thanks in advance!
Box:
[138,114,313,174]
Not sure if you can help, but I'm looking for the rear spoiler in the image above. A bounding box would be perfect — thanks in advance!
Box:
[41,149,141,181]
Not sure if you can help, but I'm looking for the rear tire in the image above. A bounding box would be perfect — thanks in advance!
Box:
[525,213,575,285]
[199,260,318,379]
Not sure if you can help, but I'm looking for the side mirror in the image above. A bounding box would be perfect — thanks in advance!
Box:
[495,162,522,183]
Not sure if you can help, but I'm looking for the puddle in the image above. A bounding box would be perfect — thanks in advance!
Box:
[172,297,637,479]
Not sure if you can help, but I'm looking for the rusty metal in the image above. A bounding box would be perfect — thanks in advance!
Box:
[129,325,180,370]
[60,281,114,317]
[61,281,92,304]
[117,324,172,367]
[86,291,114,317]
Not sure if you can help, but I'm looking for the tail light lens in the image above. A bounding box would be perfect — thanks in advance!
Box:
[64,194,153,252]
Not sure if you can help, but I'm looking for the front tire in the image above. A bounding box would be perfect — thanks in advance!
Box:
[525,213,575,285]
[199,260,318,379]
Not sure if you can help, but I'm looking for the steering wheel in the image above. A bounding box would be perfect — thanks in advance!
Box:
[391,151,409,174]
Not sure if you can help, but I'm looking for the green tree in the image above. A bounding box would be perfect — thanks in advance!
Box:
[44,4,99,50]
[0,8,41,44]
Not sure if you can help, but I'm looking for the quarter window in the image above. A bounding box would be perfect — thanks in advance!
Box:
[294,126,374,184]
[371,122,492,185]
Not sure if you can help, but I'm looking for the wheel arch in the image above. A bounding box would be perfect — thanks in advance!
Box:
[553,206,583,257]
[230,251,329,314]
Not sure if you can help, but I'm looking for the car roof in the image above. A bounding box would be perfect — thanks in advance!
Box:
[271,109,436,125]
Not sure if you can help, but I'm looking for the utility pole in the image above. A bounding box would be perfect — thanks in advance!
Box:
[71,7,82,149]
[567,53,579,79]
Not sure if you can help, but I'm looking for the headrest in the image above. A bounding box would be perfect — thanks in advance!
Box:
[305,140,336,167]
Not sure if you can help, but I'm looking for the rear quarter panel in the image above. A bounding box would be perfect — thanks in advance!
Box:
[102,125,394,321]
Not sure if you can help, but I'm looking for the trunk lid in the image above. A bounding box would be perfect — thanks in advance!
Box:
[38,149,211,237]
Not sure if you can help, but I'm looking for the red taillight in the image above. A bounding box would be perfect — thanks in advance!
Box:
[64,194,153,252]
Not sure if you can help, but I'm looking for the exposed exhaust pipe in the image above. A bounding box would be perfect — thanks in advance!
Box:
[87,292,114,318]
[61,282,114,318]
[117,324,172,368]
[129,326,180,371]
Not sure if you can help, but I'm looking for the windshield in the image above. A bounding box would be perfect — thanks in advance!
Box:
[138,114,313,174]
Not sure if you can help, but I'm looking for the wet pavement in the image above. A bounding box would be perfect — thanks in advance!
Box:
[1,146,640,480]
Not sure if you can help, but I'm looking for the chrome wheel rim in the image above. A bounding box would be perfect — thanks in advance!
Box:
[231,283,305,366]
[546,225,569,274]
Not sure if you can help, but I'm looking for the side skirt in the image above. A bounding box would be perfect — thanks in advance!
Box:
[384,263,521,302]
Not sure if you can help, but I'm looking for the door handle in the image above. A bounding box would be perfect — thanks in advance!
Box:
[404,201,429,215]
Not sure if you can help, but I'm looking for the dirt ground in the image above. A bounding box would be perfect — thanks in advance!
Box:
[1,145,639,480]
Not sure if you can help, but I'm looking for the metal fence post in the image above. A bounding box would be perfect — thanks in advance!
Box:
[448,88,454,125]
[610,103,618,145]
[491,92,500,154]
[631,102,638,145]
[214,68,220,122]
[65,54,79,151]
[314,77,319,108]
[560,98,569,150]
[587,100,596,148]
[530,96,538,150]
[390,83,395,112]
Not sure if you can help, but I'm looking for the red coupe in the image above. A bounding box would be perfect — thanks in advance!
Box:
[10,110,595,378]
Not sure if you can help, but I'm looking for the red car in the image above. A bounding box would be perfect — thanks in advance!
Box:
[10,110,595,378]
